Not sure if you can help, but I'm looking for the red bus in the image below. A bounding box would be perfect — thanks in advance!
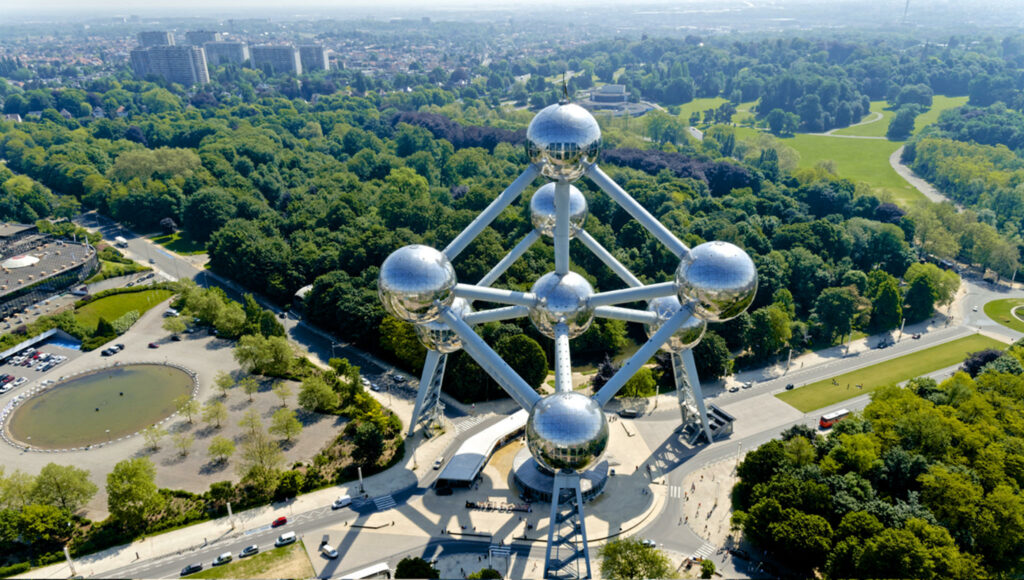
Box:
[819,408,851,429]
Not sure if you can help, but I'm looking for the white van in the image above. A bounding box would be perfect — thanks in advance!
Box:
[320,544,339,559]
[275,531,296,547]
[332,495,352,509]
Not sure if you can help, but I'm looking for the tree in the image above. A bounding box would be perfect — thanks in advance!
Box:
[813,286,869,342]
[238,429,284,494]
[869,275,903,332]
[19,504,70,547]
[234,334,293,376]
[962,349,1003,377]
[694,331,732,380]
[887,105,920,141]
[208,436,235,464]
[272,381,292,407]
[269,408,303,442]
[619,367,657,398]
[395,557,440,579]
[0,469,35,510]
[298,374,338,413]
[173,432,195,456]
[700,559,716,579]
[174,395,198,423]
[903,276,936,323]
[239,375,260,402]
[467,569,501,579]
[142,425,167,451]
[213,371,234,398]
[106,458,164,529]
[239,408,263,438]
[598,538,676,580]
[31,463,97,513]
[744,304,792,360]
[162,315,187,336]
[352,421,385,467]
[494,334,548,391]
[202,400,227,428]
[591,355,620,391]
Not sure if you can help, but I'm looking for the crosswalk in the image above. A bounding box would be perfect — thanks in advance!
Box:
[454,414,489,434]
[692,542,715,560]
[668,485,684,498]
[374,494,396,511]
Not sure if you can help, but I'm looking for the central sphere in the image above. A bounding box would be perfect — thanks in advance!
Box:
[645,296,706,352]
[676,241,757,322]
[415,298,472,353]
[378,245,457,324]
[530,182,588,239]
[526,392,609,473]
[528,271,595,339]
[526,103,602,182]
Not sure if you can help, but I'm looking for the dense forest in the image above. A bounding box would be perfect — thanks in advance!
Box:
[732,338,1024,578]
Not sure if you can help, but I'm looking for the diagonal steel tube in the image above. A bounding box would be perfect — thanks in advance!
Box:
[444,164,541,260]
[587,164,689,259]
[592,305,691,406]
[576,228,642,288]
[588,281,677,308]
[440,308,541,410]
[477,230,541,288]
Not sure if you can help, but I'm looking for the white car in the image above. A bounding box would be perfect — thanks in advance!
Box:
[331,495,352,509]
[319,544,338,559]
[213,552,232,565]
[360,376,370,386]
[973,305,979,312]
[12,377,27,386]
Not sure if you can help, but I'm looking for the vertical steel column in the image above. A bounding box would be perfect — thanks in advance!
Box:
[553,323,573,393]
[554,180,571,275]
[544,472,591,579]
[407,350,448,437]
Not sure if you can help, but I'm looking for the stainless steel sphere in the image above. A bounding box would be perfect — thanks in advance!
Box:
[526,103,602,182]
[378,245,457,324]
[530,182,588,239]
[675,241,757,322]
[415,298,472,353]
[526,391,609,473]
[528,271,595,339]
[645,296,706,352]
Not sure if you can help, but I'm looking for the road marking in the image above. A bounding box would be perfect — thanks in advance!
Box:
[668,485,683,498]
[374,495,397,511]
[692,542,715,559]
[454,415,488,433]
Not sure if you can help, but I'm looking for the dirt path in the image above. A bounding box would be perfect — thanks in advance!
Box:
[888,145,959,206]
[820,110,885,136]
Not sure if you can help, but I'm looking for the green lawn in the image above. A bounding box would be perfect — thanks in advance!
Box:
[150,232,207,255]
[83,260,150,284]
[831,101,894,138]
[677,97,728,122]
[187,541,314,579]
[76,289,174,330]
[776,334,1008,412]
[984,298,1024,333]
[914,95,968,134]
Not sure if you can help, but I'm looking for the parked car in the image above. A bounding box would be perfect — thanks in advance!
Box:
[320,544,339,559]
[785,383,795,390]
[271,516,287,527]
[275,531,296,546]
[727,385,739,393]
[180,563,202,576]
[148,343,159,349]
[239,545,259,558]
[641,539,656,548]
[213,552,232,566]
[742,381,753,389]
[433,456,444,470]
[912,333,922,339]
[393,375,406,383]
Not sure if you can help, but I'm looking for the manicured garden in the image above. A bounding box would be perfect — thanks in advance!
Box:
[983,298,1024,333]
[75,289,174,331]
[776,334,1008,412]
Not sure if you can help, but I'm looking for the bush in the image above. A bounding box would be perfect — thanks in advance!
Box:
[111,310,140,334]
[0,562,31,578]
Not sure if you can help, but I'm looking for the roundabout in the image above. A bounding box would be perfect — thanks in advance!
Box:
[3,362,197,450]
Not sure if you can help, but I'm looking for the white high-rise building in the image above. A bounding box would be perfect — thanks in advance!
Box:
[137,30,174,47]
[204,42,250,66]
[185,30,221,46]
[250,45,302,75]
[299,44,329,71]
[130,45,210,86]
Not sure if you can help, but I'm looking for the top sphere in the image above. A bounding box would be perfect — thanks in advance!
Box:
[526,391,609,473]
[378,245,457,324]
[675,241,757,322]
[526,103,602,182]
[530,182,588,239]
[645,296,706,353]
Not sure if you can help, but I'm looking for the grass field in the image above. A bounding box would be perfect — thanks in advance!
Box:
[75,289,174,330]
[776,334,1008,412]
[914,95,968,134]
[984,298,1024,333]
[187,541,314,579]
[677,97,728,121]
[83,260,150,284]
[831,101,893,137]
[150,232,207,255]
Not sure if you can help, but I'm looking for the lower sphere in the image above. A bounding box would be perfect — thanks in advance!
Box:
[526,392,609,473]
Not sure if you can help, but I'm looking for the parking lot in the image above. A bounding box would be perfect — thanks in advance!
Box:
[0,343,83,396]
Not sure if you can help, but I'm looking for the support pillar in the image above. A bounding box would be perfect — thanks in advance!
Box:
[673,350,714,444]
[544,472,592,580]
[407,349,448,437]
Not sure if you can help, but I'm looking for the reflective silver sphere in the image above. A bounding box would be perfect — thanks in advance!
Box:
[645,296,706,352]
[676,241,757,322]
[415,298,472,353]
[528,271,595,339]
[378,245,457,324]
[526,392,609,473]
[526,103,602,182]
[530,182,588,239]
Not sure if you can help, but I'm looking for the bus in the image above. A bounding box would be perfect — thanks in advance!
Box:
[819,408,851,429]
[340,562,392,579]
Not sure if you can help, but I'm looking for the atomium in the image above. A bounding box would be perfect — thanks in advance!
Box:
[526,391,609,473]
[528,271,595,339]
[645,296,706,352]
[378,244,456,324]
[526,103,602,182]
[676,241,757,322]
[530,182,588,239]
[414,298,472,353]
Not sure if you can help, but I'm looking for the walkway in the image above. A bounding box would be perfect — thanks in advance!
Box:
[888,145,958,205]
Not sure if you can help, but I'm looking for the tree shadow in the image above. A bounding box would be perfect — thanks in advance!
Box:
[194,424,219,439]
[229,399,251,412]
[160,452,188,467]
[199,459,230,475]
